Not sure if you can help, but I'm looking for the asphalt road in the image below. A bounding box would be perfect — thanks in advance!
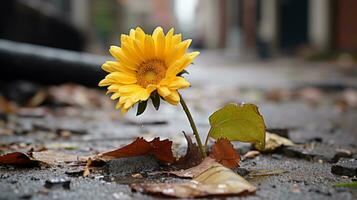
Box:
[0,53,356,199]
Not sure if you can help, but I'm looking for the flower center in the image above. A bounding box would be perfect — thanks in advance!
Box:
[137,59,166,87]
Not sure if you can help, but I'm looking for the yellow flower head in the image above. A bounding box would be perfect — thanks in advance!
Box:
[99,27,199,114]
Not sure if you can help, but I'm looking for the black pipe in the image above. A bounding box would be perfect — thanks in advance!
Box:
[0,39,108,87]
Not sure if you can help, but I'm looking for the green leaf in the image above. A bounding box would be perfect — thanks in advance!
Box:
[208,103,266,150]
[177,69,189,76]
[151,91,160,110]
[334,182,357,188]
[136,100,148,116]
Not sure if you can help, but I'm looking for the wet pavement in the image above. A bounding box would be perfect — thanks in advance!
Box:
[0,52,357,199]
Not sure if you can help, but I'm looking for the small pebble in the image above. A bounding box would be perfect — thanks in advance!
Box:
[44,178,70,189]
[244,151,260,159]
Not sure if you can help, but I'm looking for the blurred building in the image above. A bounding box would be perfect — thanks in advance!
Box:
[239,0,357,57]
[1,0,356,58]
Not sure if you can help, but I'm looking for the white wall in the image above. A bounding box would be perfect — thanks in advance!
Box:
[309,0,331,50]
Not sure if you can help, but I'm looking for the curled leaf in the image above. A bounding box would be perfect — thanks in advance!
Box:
[0,152,37,166]
[83,158,92,177]
[208,103,266,150]
[170,157,219,178]
[255,132,295,152]
[173,132,203,169]
[132,160,256,198]
[98,137,175,164]
[209,138,240,168]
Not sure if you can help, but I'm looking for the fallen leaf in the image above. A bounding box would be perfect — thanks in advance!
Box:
[342,89,357,107]
[32,151,84,165]
[131,173,144,178]
[0,95,17,113]
[173,132,202,169]
[209,138,240,168]
[0,151,85,167]
[83,158,92,177]
[0,152,38,166]
[98,137,175,164]
[132,161,256,198]
[265,88,291,102]
[208,103,266,150]
[48,84,108,108]
[170,157,219,178]
[255,132,295,152]
[295,87,323,105]
[243,150,260,159]
[26,89,48,107]
[335,89,357,111]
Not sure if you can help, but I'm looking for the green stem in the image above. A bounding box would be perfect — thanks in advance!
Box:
[204,130,210,149]
[179,93,206,158]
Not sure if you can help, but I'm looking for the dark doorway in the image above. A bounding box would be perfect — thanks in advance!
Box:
[279,0,308,52]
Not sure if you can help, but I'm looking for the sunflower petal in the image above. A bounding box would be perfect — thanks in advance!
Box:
[98,78,112,87]
[135,27,146,42]
[168,77,190,90]
[109,46,138,69]
[131,88,152,101]
[158,86,171,97]
[164,90,180,105]
[107,84,122,93]
[110,92,121,100]
[107,72,137,84]
[153,27,165,59]
[144,35,155,59]
[102,61,136,75]
[166,55,191,78]
[123,99,136,110]
[118,84,143,95]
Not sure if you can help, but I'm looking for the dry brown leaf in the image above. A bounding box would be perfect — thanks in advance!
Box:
[173,133,202,169]
[26,89,48,107]
[32,151,84,165]
[98,137,175,164]
[48,84,109,108]
[170,157,219,178]
[1,138,174,167]
[0,152,38,166]
[255,132,295,152]
[295,87,323,105]
[83,158,92,177]
[132,161,256,198]
[209,138,240,168]
[0,95,17,113]
[0,151,85,167]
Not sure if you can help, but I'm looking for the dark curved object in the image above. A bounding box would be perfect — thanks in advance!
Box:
[0,39,107,87]
[0,1,85,51]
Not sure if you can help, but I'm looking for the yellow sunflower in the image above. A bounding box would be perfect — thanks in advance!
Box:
[99,26,199,113]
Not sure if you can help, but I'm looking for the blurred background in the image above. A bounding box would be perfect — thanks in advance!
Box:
[0,0,356,114]
[1,0,357,60]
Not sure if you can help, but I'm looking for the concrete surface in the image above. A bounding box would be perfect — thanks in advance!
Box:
[0,52,357,199]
